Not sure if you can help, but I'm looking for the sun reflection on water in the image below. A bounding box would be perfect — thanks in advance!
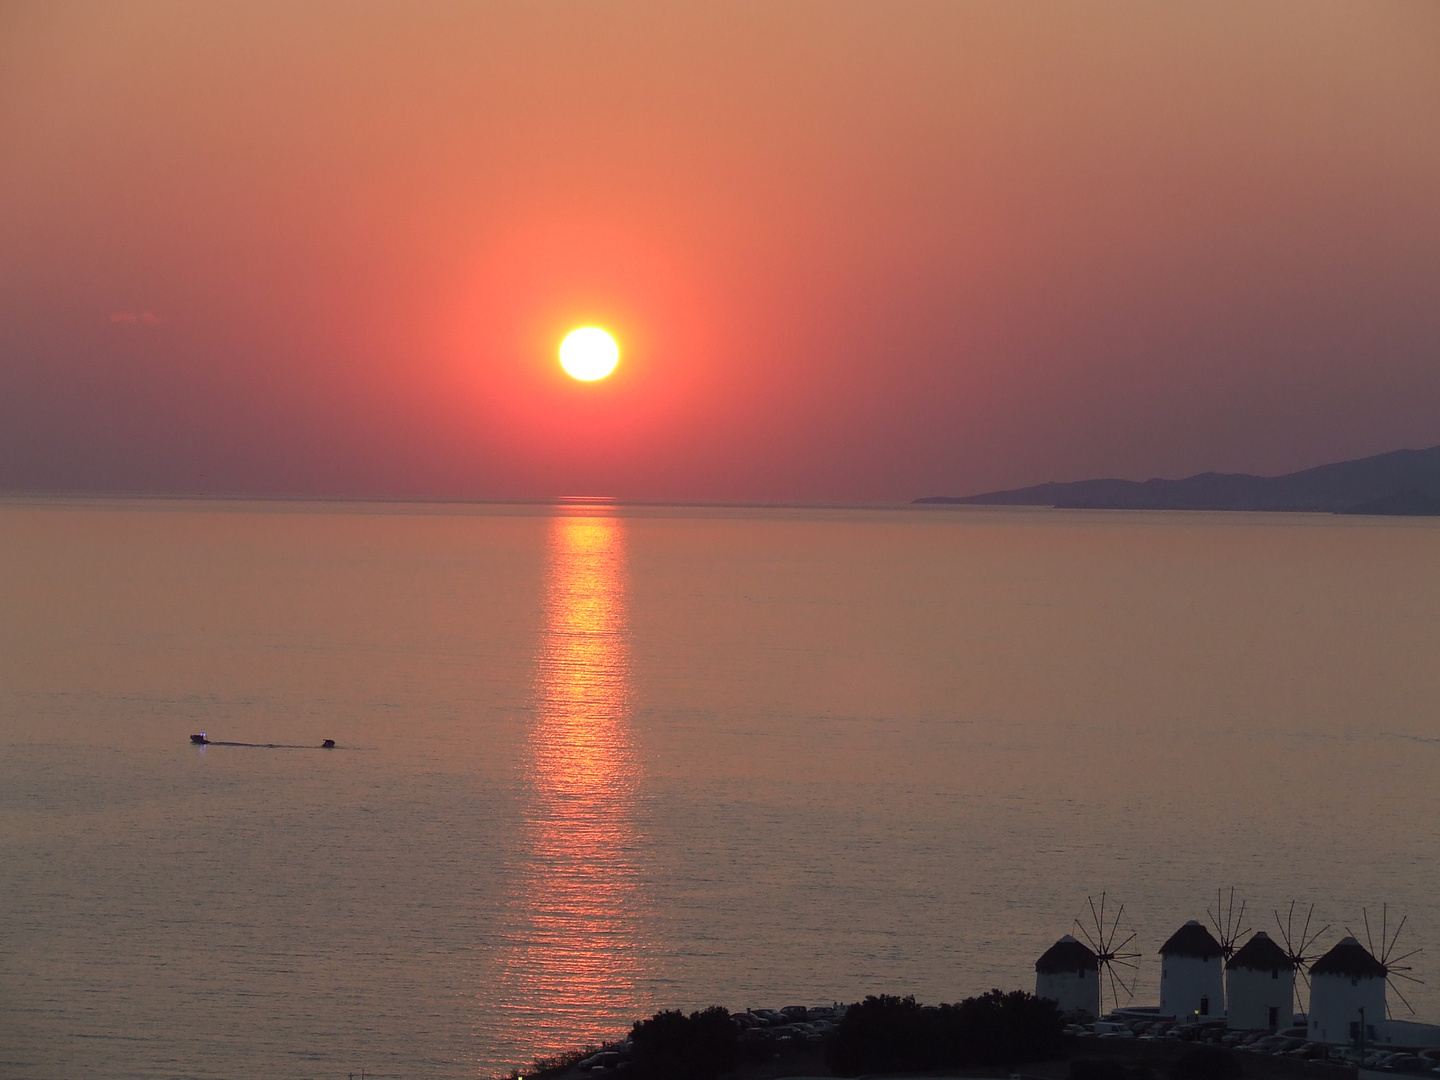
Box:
[494,512,651,1064]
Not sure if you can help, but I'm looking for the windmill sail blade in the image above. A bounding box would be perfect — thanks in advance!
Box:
[1388,978,1416,1017]
[1079,892,1139,1016]
[1074,918,1102,954]
[1089,895,1108,949]
[1110,931,1137,955]
[1275,908,1292,952]
[1276,902,1327,970]
[1386,914,1408,963]
[1210,888,1248,954]
[1226,892,1249,947]
[1107,903,1126,952]
[1294,966,1313,1015]
[1277,904,1302,955]
[1116,964,1136,997]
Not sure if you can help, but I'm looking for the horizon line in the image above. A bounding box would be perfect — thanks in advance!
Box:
[0,490,973,514]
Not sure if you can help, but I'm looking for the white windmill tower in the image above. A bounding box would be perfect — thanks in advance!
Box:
[1071,893,1141,1018]
[1274,901,1329,1021]
[1159,920,1225,1022]
[1308,935,1386,1046]
[1035,935,1100,1019]
[1224,932,1295,1032]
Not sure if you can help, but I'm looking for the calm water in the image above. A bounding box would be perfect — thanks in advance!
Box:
[2,500,1438,1079]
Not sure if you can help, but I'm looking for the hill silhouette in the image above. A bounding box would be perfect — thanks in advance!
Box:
[916,445,1440,515]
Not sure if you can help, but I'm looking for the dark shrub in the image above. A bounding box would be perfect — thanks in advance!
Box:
[1170,1044,1242,1080]
[955,989,1066,1066]
[827,991,1064,1076]
[827,996,926,1076]
[630,1007,739,1080]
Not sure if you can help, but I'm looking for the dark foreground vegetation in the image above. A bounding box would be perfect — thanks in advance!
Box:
[531,991,1065,1080]
[826,991,1064,1075]
[630,1007,740,1080]
[506,997,1360,1080]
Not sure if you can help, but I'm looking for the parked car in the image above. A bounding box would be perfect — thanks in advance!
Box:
[578,1052,624,1072]
[1380,1055,1425,1074]
[1240,1035,1287,1053]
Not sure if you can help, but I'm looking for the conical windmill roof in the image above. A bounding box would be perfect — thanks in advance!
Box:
[1311,936,1386,978]
[1036,934,1099,973]
[1226,931,1295,972]
[1159,920,1224,960]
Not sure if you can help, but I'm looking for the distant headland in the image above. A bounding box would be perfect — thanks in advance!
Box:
[916,445,1440,515]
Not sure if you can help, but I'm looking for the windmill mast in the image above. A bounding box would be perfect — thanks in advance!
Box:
[1275,901,1329,1018]
[1350,905,1424,1018]
[1208,887,1252,961]
[1074,892,1140,1017]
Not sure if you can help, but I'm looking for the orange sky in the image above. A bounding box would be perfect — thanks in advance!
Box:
[2,1,1439,500]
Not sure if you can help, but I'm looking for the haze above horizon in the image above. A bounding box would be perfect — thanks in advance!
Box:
[3,2,1438,502]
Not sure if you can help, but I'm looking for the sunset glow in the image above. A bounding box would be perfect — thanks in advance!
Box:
[559,328,620,382]
[2,5,1438,501]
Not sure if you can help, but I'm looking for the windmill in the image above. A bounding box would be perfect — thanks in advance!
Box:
[1073,892,1141,1017]
[1274,901,1329,1016]
[1208,887,1252,962]
[1349,905,1424,1017]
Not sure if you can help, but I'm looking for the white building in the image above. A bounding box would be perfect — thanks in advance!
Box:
[1224,931,1294,1032]
[1375,1019,1440,1050]
[1159,920,1225,1021]
[1035,934,1100,1018]
[1309,936,1386,1047]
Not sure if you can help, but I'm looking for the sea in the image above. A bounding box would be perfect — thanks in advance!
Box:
[2,498,1437,1079]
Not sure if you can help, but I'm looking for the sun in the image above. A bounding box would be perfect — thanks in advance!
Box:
[559,327,619,381]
